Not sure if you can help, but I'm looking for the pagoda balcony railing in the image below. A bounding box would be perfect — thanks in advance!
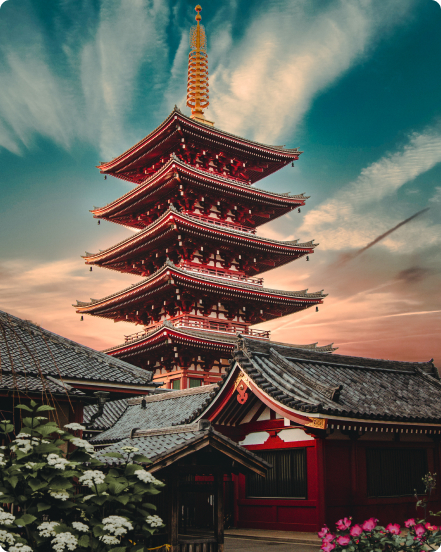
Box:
[179,263,264,286]
[123,316,270,343]
[182,212,256,234]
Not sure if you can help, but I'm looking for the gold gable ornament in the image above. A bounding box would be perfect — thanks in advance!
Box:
[305,417,327,430]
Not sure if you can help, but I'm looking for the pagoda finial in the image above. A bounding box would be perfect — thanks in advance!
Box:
[186,5,213,126]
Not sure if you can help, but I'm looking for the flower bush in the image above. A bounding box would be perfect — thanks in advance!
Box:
[319,516,441,551]
[0,401,165,552]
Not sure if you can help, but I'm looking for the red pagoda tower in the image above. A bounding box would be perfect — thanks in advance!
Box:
[75,6,328,389]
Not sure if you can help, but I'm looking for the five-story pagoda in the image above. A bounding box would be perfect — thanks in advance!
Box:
[75,6,328,389]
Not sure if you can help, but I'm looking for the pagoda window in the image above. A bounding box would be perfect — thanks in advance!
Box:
[171,379,181,390]
[246,449,307,499]
[366,448,427,498]
[189,378,202,388]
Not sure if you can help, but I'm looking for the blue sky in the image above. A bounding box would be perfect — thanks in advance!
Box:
[0,0,440,363]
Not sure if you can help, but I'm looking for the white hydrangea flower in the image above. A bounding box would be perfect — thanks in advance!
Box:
[0,529,16,545]
[0,454,6,468]
[102,515,133,536]
[9,544,33,552]
[24,462,37,469]
[78,470,105,488]
[121,446,139,453]
[51,532,78,552]
[71,438,94,453]
[64,423,86,431]
[47,454,71,470]
[49,491,70,501]
[100,535,120,544]
[38,521,60,537]
[146,515,163,528]
[134,469,162,485]
[72,521,89,532]
[0,508,16,525]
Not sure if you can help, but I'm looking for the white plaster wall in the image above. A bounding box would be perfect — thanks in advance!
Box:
[279,428,314,442]
[239,432,269,445]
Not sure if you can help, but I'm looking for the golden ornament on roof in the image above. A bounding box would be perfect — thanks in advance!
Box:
[187,5,213,125]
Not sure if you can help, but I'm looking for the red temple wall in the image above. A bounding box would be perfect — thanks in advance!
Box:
[230,429,441,532]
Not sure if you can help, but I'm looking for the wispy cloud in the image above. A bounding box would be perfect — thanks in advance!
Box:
[297,125,441,251]
[208,0,416,141]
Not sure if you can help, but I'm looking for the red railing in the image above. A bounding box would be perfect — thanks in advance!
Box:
[124,317,270,343]
[179,263,263,285]
[182,212,256,234]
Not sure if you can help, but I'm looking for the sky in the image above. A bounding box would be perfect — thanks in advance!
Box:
[0,0,440,365]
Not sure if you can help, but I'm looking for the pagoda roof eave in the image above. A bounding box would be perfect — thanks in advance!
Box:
[83,206,317,264]
[97,108,302,177]
[91,157,308,219]
[74,261,326,314]
[102,320,239,356]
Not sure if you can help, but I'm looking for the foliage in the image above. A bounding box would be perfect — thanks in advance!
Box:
[318,517,441,552]
[415,472,437,519]
[0,401,165,552]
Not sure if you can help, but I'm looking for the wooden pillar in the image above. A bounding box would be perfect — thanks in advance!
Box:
[214,472,224,552]
[315,438,326,530]
[168,473,179,552]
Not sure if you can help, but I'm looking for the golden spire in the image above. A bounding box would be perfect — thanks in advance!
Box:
[186,5,213,126]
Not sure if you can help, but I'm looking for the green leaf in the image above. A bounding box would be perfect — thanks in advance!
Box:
[93,525,105,537]
[103,452,125,459]
[92,495,109,505]
[30,400,38,408]
[0,423,14,434]
[78,535,90,548]
[36,405,56,412]
[109,480,129,495]
[35,443,60,454]
[142,503,157,510]
[35,425,61,437]
[58,501,75,509]
[22,417,39,428]
[37,502,51,512]
[28,479,48,492]
[133,454,152,464]
[109,547,127,552]
[14,513,37,526]
[125,464,143,476]
[115,495,130,505]
[50,477,73,490]
[15,404,33,412]
[9,476,19,489]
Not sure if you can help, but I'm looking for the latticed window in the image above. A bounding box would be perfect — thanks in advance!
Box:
[189,378,202,388]
[172,379,181,390]
[366,448,428,497]
[246,449,307,498]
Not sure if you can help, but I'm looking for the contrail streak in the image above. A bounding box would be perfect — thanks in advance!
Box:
[337,207,430,265]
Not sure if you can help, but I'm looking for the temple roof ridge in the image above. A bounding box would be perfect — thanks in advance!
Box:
[75,262,326,311]
[83,207,316,261]
[92,157,308,216]
[97,109,303,174]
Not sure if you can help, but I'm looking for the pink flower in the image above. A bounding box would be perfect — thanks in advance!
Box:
[323,533,335,543]
[350,525,363,537]
[405,519,416,528]
[386,523,401,535]
[362,518,378,531]
[336,517,352,530]
[321,543,335,552]
[318,527,329,538]
[425,523,438,531]
[414,524,426,538]
[336,536,351,546]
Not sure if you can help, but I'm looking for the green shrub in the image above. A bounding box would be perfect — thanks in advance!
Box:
[0,401,164,552]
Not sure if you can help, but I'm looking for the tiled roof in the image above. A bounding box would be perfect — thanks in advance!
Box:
[182,337,441,425]
[96,422,272,474]
[90,385,217,444]
[0,310,155,392]
[0,372,84,396]
[98,431,202,462]
[83,398,129,430]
